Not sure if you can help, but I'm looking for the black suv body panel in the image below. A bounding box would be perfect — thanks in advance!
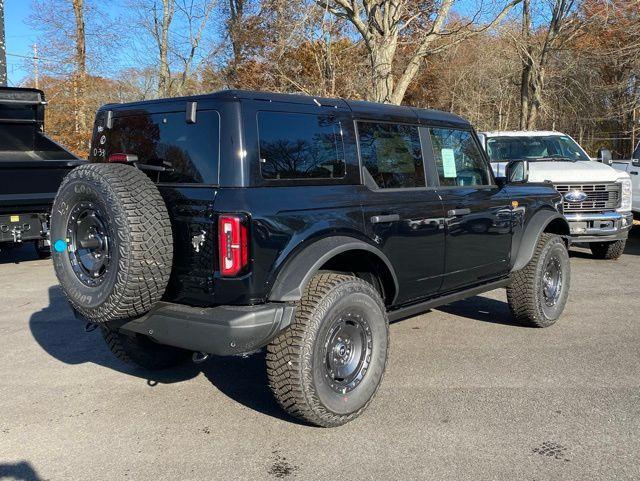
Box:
[88,90,568,355]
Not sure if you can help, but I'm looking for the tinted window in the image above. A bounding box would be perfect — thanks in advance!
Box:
[358,122,425,189]
[104,110,220,184]
[633,141,640,160]
[430,128,491,187]
[486,135,589,161]
[258,112,345,180]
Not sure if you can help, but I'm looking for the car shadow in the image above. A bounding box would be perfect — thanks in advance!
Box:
[29,286,200,385]
[29,285,303,424]
[435,295,525,327]
[0,461,44,481]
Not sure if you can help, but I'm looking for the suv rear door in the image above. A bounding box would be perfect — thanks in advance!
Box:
[426,127,512,291]
[358,120,445,304]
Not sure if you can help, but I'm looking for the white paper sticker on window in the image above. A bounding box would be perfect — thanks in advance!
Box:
[441,148,457,178]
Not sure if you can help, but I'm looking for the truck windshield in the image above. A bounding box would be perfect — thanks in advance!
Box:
[486,135,590,162]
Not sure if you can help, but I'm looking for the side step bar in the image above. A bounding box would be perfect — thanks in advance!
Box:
[387,278,510,322]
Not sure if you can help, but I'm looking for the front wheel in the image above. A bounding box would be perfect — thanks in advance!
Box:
[507,233,570,328]
[266,273,389,427]
[590,239,626,260]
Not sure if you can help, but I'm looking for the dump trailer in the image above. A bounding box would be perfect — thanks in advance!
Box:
[0,87,84,257]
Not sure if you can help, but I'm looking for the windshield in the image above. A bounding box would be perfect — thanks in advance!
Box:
[486,135,590,162]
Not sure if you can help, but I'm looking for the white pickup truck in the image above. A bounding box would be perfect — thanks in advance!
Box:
[479,131,634,259]
[612,141,640,214]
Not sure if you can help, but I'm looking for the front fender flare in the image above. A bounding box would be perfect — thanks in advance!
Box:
[511,209,569,272]
[268,236,399,303]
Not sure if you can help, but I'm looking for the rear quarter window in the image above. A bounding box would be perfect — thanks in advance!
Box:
[257,111,346,180]
[99,110,220,184]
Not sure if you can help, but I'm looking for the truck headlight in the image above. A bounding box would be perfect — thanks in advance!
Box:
[617,178,632,212]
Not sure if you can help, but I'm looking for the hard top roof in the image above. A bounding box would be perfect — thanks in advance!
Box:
[103,89,470,127]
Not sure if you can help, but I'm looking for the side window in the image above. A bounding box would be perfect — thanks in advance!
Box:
[358,122,425,189]
[429,128,491,187]
[258,112,345,180]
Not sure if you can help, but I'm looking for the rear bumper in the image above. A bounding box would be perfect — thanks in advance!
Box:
[565,211,633,243]
[118,301,296,356]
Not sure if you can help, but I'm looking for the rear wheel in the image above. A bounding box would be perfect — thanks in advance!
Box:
[101,327,190,371]
[266,273,389,427]
[507,233,570,327]
[589,239,626,260]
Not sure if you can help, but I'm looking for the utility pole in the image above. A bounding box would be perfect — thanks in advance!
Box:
[0,0,7,86]
[33,43,38,89]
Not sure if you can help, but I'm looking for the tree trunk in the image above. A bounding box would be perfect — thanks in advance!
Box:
[72,0,87,144]
[157,0,174,97]
[370,38,398,103]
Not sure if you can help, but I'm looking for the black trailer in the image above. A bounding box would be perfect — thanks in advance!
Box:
[0,87,84,257]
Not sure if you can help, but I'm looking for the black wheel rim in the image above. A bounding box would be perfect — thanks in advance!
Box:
[67,202,111,287]
[323,311,373,394]
[541,255,562,307]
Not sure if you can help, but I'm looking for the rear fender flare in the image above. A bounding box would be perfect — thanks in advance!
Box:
[268,236,399,303]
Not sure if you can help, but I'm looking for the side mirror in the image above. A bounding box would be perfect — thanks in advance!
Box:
[598,148,612,165]
[505,159,529,184]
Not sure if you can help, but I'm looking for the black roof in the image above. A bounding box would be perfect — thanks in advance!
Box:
[104,89,470,127]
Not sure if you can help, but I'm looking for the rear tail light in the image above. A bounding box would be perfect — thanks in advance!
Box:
[218,215,249,277]
[108,153,138,163]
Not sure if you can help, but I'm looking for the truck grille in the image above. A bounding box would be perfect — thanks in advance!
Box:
[555,183,620,213]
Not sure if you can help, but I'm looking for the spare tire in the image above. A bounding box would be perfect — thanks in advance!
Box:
[50,163,173,323]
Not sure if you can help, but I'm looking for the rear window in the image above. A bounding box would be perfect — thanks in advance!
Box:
[102,110,220,184]
[258,112,346,180]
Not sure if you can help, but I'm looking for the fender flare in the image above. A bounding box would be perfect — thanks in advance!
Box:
[268,236,399,303]
[511,209,569,272]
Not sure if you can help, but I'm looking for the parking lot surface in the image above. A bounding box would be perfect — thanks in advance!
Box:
[1,229,639,481]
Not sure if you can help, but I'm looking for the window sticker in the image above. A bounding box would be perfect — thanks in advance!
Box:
[441,148,457,178]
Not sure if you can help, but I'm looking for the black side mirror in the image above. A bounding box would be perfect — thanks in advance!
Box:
[598,148,612,165]
[505,160,529,184]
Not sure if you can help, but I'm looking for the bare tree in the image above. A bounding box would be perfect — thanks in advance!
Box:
[317,0,522,105]
[72,0,87,134]
[517,0,584,129]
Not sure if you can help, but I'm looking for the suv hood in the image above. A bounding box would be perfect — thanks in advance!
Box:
[492,159,628,183]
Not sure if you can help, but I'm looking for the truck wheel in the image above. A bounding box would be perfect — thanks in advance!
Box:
[266,273,389,427]
[589,240,626,260]
[34,240,51,259]
[101,327,190,370]
[507,233,570,328]
[51,164,173,323]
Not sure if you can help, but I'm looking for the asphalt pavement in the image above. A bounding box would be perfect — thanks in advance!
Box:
[1,229,639,481]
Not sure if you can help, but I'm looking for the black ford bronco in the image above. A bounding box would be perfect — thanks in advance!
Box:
[51,90,571,427]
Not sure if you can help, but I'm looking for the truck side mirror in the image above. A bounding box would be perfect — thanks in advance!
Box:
[505,160,529,184]
[598,148,612,165]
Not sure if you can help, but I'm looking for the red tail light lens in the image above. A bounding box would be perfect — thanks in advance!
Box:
[218,215,249,277]
[108,153,138,163]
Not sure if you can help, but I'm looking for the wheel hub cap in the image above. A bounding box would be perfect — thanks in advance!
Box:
[323,312,373,394]
[542,255,562,307]
[67,202,111,287]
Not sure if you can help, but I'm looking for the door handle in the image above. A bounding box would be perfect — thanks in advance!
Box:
[630,171,638,175]
[371,214,400,224]
[447,208,471,217]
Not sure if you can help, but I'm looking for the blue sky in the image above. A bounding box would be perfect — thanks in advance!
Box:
[4,0,524,86]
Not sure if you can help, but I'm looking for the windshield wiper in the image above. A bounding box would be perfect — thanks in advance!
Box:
[529,156,578,162]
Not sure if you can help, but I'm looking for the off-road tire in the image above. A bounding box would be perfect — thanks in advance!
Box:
[51,163,173,323]
[266,273,389,427]
[507,233,570,328]
[589,239,626,260]
[101,327,190,370]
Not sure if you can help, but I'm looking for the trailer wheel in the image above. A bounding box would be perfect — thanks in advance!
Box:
[50,163,173,323]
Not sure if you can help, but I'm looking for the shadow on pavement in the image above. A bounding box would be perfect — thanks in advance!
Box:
[29,285,302,424]
[436,295,523,327]
[0,461,43,481]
